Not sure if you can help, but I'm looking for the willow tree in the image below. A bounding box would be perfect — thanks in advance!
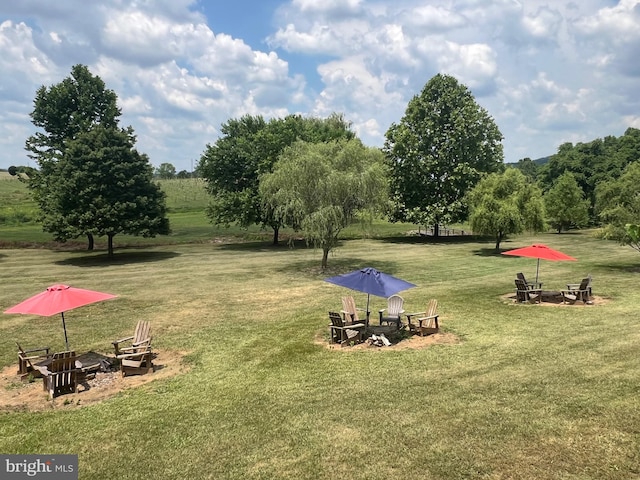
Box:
[384,73,504,235]
[199,113,355,245]
[467,169,546,251]
[260,139,388,269]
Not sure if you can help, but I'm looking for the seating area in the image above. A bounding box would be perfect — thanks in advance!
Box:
[329,296,440,346]
[512,273,593,305]
[12,320,155,400]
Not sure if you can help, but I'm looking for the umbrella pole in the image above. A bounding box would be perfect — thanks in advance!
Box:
[535,258,540,283]
[366,294,371,327]
[61,311,69,351]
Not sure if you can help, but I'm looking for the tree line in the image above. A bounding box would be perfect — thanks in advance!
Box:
[9,65,640,266]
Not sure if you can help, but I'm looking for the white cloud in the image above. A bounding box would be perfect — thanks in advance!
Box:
[292,0,362,15]
[0,0,636,171]
[404,5,467,30]
[522,6,563,39]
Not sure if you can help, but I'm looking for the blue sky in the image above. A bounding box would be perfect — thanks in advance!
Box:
[0,0,639,172]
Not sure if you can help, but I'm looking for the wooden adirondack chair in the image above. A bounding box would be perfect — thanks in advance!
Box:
[378,294,404,328]
[328,311,365,345]
[406,299,440,336]
[341,296,368,326]
[561,277,591,304]
[41,351,78,399]
[116,344,154,377]
[112,320,151,356]
[515,278,542,304]
[566,274,593,297]
[516,272,543,290]
[16,342,51,380]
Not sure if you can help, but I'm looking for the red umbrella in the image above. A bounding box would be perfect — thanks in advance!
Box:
[4,284,117,350]
[502,244,576,282]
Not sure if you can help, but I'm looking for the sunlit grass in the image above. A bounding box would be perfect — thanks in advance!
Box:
[1,228,640,479]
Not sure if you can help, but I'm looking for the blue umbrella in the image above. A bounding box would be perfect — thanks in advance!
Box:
[324,267,417,321]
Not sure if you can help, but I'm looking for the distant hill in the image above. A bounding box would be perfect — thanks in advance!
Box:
[532,156,550,165]
[506,155,550,167]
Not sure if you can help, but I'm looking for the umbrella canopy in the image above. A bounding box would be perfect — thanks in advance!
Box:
[4,284,117,350]
[324,267,416,320]
[502,244,576,282]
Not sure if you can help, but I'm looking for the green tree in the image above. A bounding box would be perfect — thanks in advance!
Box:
[595,162,640,247]
[624,224,640,252]
[198,113,355,245]
[511,157,540,182]
[23,64,169,254]
[155,163,176,179]
[24,64,121,249]
[544,172,590,233]
[53,126,170,256]
[537,128,640,222]
[383,73,504,235]
[467,169,546,251]
[260,139,388,269]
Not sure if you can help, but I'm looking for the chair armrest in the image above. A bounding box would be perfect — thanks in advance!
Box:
[525,287,543,294]
[406,311,426,320]
[112,335,134,346]
[118,343,152,353]
[117,348,152,360]
[566,283,579,290]
[132,337,152,347]
[21,346,51,355]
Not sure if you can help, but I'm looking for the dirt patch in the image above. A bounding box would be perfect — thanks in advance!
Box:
[1,349,189,412]
[500,293,609,306]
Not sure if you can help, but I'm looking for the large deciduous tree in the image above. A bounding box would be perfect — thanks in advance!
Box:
[467,169,546,251]
[24,64,169,254]
[259,139,388,269]
[53,126,170,256]
[383,73,504,235]
[544,172,589,233]
[198,113,355,245]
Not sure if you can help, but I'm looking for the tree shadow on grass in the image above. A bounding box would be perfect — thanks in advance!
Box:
[591,260,640,274]
[55,250,181,267]
[276,257,409,279]
[472,247,516,257]
[215,238,310,252]
[379,234,492,246]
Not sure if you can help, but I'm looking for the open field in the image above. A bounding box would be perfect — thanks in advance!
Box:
[1,227,639,479]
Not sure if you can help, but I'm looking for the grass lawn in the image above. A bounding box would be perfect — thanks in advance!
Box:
[1,227,640,479]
